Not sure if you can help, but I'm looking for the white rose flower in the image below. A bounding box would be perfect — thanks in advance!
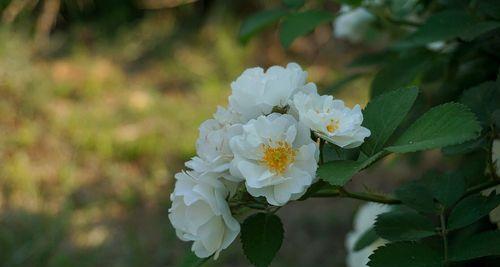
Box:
[229,113,318,206]
[168,170,240,259]
[229,63,317,122]
[186,106,243,181]
[345,203,391,267]
[333,6,376,43]
[293,92,371,148]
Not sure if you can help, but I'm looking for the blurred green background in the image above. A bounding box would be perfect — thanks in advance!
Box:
[0,0,434,266]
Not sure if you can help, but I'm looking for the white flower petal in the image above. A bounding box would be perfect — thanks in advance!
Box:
[230,113,318,206]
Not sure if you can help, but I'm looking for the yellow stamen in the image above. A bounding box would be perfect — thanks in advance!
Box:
[261,141,296,174]
[326,120,339,133]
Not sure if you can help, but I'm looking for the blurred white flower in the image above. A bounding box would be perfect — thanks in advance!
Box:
[426,41,446,51]
[493,139,500,177]
[345,203,391,267]
[229,113,318,206]
[168,170,240,259]
[293,92,370,148]
[483,139,500,228]
[333,6,376,43]
[229,63,317,122]
[186,106,243,181]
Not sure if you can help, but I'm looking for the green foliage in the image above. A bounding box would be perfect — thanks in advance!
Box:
[460,81,500,126]
[397,10,476,47]
[239,9,289,44]
[353,228,379,252]
[239,0,500,266]
[279,10,335,48]
[318,150,385,186]
[361,87,419,156]
[395,181,437,213]
[317,160,362,186]
[180,250,209,267]
[386,103,481,153]
[282,0,305,9]
[447,194,500,230]
[324,73,364,94]
[368,242,442,267]
[370,51,432,97]
[375,209,436,242]
[460,21,500,41]
[348,50,397,68]
[449,230,500,261]
[241,213,284,267]
[427,172,465,207]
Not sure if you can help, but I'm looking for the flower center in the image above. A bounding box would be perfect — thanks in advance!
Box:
[326,120,339,133]
[261,141,296,174]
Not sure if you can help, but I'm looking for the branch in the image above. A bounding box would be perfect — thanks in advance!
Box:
[311,186,401,205]
[310,179,500,205]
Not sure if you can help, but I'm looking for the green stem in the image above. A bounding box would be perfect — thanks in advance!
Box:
[463,179,500,198]
[312,186,401,205]
[440,210,450,266]
[385,16,422,27]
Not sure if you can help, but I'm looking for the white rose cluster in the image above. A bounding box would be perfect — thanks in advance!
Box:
[169,62,371,258]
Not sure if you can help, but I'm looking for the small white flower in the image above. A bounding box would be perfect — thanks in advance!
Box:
[229,63,317,122]
[186,107,243,181]
[293,92,370,148]
[229,113,318,206]
[345,203,391,267]
[168,170,240,259]
[334,6,376,43]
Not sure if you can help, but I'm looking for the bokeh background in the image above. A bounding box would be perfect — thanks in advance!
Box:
[0,0,444,266]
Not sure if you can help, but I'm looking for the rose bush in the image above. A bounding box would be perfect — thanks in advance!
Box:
[171,0,500,266]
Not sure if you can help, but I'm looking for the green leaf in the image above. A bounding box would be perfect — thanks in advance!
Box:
[282,0,304,9]
[478,0,500,20]
[460,21,500,41]
[318,160,361,186]
[279,10,334,48]
[332,0,362,5]
[442,136,487,155]
[448,194,500,230]
[361,87,419,156]
[318,151,386,186]
[368,242,442,267]
[395,181,437,214]
[370,51,431,97]
[450,230,500,261]
[348,50,397,68]
[323,73,364,95]
[428,172,466,207]
[375,209,436,242]
[397,10,476,47]
[239,9,288,44]
[180,250,209,267]
[460,81,500,126]
[353,227,379,252]
[386,103,481,153]
[241,213,284,267]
